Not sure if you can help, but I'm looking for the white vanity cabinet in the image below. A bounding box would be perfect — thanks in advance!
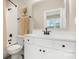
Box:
[24,37,75,59]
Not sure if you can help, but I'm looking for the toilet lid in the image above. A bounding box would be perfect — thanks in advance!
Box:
[7,44,22,51]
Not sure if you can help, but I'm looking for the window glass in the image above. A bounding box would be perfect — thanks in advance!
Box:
[47,14,60,28]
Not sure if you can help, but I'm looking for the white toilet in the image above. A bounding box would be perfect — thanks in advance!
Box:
[7,44,22,59]
[7,36,24,59]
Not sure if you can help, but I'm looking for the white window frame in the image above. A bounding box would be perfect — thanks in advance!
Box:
[44,8,66,29]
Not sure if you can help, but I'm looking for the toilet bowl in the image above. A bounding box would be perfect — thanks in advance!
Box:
[7,44,22,59]
[7,44,22,54]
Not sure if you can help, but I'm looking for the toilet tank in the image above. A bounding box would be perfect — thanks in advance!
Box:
[16,35,24,46]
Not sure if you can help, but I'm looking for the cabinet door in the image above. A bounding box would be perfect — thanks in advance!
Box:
[30,45,43,59]
[43,48,75,59]
[24,43,43,59]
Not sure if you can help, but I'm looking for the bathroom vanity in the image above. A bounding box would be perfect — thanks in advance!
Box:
[24,32,76,59]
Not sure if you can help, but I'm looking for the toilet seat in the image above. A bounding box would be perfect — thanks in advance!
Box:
[7,44,22,54]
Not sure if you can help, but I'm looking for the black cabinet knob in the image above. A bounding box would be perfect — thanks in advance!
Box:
[27,39,30,42]
[62,45,65,47]
[43,50,45,52]
[39,49,42,52]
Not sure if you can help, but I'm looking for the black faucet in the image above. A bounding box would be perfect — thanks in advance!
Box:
[43,27,51,35]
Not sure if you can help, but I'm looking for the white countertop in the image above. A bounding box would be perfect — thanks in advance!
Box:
[17,31,76,41]
[25,33,76,41]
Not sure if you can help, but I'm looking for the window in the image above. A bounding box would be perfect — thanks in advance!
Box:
[47,14,60,28]
[44,8,66,29]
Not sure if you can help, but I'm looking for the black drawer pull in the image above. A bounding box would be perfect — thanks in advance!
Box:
[62,45,65,47]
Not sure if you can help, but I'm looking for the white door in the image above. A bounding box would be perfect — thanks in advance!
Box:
[43,48,75,59]
[24,43,43,59]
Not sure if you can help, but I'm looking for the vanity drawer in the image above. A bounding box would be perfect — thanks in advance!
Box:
[35,39,55,48]
[34,39,76,53]
[25,37,54,48]
[25,37,76,52]
[53,40,76,52]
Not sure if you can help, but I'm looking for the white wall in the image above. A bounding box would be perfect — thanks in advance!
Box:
[28,0,76,32]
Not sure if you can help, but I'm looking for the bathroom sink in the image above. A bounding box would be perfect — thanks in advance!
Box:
[24,31,76,41]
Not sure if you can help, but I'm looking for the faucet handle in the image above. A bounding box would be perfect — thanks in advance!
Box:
[45,27,50,31]
[45,27,47,31]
